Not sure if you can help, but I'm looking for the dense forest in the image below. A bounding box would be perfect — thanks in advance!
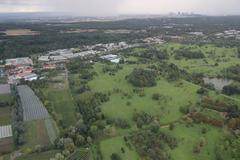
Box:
[1,16,240,59]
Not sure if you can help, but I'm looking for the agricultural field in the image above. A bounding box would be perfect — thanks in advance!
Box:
[0,29,40,36]
[16,150,59,160]
[17,85,49,121]
[0,86,14,155]
[0,94,13,126]
[67,149,92,160]
[14,85,59,151]
[0,137,14,155]
[23,120,51,148]
[0,107,11,126]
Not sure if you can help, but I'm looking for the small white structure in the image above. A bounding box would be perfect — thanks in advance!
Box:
[24,73,38,81]
[189,32,204,36]
[0,125,12,139]
[38,56,50,62]
[100,54,121,63]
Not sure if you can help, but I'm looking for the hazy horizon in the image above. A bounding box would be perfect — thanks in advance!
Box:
[0,0,240,16]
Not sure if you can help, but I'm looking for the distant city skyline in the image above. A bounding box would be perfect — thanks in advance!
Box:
[0,0,240,16]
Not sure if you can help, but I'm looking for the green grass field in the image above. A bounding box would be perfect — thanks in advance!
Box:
[163,123,225,160]
[47,43,240,160]
[99,136,140,160]
[88,63,199,126]
[158,43,239,76]
[43,88,77,127]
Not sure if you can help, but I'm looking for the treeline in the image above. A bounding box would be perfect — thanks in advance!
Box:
[12,85,25,146]
[225,64,240,82]
[174,47,205,59]
[124,46,169,60]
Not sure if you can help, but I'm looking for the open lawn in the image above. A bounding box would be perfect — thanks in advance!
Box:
[100,136,140,160]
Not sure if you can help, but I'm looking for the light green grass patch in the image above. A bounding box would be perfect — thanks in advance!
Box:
[163,123,225,160]
[100,136,140,160]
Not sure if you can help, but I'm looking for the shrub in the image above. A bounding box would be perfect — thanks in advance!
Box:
[152,93,160,100]
[128,68,156,87]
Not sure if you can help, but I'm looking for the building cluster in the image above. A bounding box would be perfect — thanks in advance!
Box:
[38,49,97,63]
[90,41,129,52]
[5,57,37,84]
[1,42,133,84]
[215,30,240,39]
[142,37,165,44]
[188,32,204,36]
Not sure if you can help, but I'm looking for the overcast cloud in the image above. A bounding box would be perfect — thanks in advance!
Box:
[0,0,239,16]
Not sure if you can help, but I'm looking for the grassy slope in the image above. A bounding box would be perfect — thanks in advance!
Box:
[163,123,225,160]
[69,43,239,160]
[88,63,199,126]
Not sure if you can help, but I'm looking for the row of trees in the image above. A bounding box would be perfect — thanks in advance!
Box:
[12,85,25,146]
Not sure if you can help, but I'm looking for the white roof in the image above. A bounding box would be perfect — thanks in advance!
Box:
[24,73,38,79]
[50,56,67,61]
[110,58,120,63]
[38,56,49,62]
[0,125,12,139]
[5,57,33,66]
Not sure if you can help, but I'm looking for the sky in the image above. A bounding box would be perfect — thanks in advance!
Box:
[0,0,240,16]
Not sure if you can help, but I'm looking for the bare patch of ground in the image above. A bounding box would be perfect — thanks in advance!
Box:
[0,29,40,36]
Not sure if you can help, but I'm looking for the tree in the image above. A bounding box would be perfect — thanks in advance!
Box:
[152,93,160,100]
[111,153,121,160]
[222,82,240,95]
[75,134,85,147]
[128,68,156,87]
[238,48,240,58]
[169,123,175,130]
